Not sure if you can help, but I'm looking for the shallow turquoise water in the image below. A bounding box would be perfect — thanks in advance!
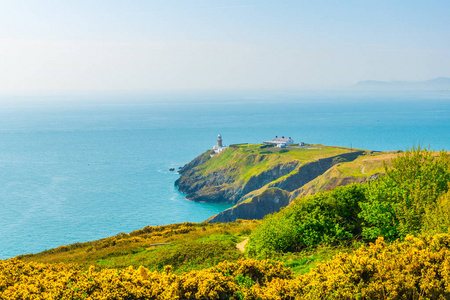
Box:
[0,92,449,258]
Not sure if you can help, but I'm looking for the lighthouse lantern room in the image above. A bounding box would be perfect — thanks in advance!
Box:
[217,134,223,148]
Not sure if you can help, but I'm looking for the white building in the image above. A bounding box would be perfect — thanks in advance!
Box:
[263,136,294,148]
[212,134,227,156]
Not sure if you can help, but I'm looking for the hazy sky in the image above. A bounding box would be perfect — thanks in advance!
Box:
[0,0,449,93]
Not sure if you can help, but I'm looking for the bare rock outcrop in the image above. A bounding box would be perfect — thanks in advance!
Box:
[206,188,290,223]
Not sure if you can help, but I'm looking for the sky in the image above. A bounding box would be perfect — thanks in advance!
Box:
[0,0,449,94]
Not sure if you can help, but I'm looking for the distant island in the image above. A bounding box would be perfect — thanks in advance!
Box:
[354,77,450,90]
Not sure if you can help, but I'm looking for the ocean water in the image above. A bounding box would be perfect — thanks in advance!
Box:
[0,91,449,259]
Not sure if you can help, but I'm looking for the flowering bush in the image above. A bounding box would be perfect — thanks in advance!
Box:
[3,234,450,299]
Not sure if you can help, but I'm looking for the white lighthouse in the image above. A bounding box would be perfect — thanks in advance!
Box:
[212,134,226,156]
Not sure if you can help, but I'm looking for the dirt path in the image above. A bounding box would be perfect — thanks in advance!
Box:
[360,164,366,174]
[236,237,249,253]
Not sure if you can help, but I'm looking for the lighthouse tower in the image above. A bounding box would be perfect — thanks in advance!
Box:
[212,134,226,156]
[217,134,223,148]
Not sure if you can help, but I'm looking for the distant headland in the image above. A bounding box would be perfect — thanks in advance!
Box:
[354,77,450,90]
[175,134,396,223]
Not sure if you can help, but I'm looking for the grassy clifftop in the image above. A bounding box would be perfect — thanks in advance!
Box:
[175,144,365,205]
[195,144,357,182]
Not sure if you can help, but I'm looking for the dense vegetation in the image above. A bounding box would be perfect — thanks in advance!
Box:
[247,184,366,257]
[247,147,450,257]
[2,147,450,299]
[360,147,450,240]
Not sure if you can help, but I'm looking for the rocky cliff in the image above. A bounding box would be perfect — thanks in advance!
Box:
[206,188,290,223]
[266,151,365,192]
[175,147,302,203]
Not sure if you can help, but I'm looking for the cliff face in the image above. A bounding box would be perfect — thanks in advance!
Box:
[206,188,290,223]
[290,152,395,199]
[267,151,365,192]
[175,148,301,203]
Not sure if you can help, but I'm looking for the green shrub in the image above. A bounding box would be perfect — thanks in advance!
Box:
[246,184,366,257]
[359,146,450,240]
[149,239,243,272]
[423,189,450,235]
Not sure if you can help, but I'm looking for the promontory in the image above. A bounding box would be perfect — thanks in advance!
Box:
[175,143,396,223]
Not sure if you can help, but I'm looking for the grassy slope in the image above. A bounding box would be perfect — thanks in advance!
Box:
[274,243,363,275]
[18,220,258,274]
[17,218,347,276]
[292,151,396,197]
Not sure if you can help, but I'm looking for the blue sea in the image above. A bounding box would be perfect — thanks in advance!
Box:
[0,90,449,259]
